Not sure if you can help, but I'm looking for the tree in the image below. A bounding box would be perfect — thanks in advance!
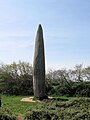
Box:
[0,61,33,95]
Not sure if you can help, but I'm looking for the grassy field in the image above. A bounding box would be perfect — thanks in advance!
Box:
[1,94,90,119]
[0,94,73,115]
[1,94,40,115]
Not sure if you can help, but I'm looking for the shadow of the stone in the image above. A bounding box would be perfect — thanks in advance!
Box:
[52,97,68,101]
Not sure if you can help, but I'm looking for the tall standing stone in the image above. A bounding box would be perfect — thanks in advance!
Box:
[33,24,46,100]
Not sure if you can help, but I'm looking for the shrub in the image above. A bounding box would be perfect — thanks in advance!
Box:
[0,72,33,95]
[49,81,90,97]
[0,61,33,96]
[25,109,59,120]
[75,82,90,97]
[0,107,16,120]
[24,98,90,120]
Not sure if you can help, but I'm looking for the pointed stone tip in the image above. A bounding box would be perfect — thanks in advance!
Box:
[38,24,42,30]
[39,24,42,27]
[37,24,43,33]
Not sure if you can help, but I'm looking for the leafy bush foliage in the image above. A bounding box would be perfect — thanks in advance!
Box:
[0,107,16,120]
[51,81,90,97]
[25,98,90,120]
[0,61,33,95]
[24,110,59,120]
[0,62,90,97]
[74,82,90,97]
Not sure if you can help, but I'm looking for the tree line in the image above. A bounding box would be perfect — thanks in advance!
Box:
[0,61,90,96]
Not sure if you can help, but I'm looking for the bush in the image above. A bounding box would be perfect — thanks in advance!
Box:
[0,72,33,95]
[75,82,90,97]
[49,81,90,97]
[24,98,90,120]
[0,107,16,120]
[45,80,54,95]
[50,82,75,97]
[0,61,33,96]
[24,110,59,120]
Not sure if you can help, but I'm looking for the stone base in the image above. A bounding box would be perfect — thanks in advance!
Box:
[34,95,48,100]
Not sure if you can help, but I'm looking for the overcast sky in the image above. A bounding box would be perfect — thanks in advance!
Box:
[0,0,90,70]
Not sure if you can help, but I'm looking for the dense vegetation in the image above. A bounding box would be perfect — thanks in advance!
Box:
[0,62,90,97]
[25,98,90,120]
[0,62,90,119]
[0,107,16,120]
[46,64,90,97]
[0,61,33,95]
[1,95,90,120]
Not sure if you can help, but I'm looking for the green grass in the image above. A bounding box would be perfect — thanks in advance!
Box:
[0,94,74,115]
[1,94,90,119]
[1,94,42,115]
